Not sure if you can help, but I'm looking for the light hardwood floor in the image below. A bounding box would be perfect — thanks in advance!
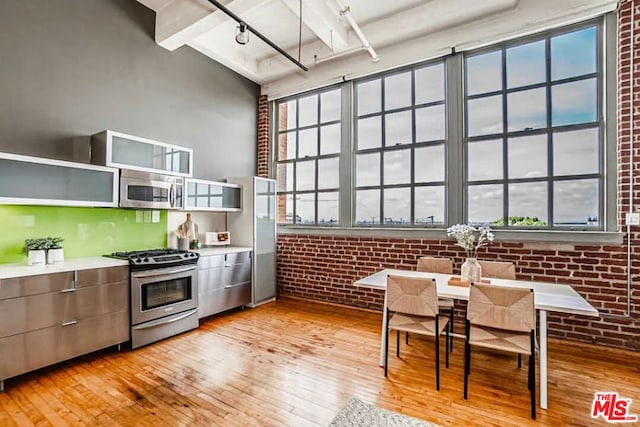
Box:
[1,297,638,426]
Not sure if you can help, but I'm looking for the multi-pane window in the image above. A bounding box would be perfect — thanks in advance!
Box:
[465,23,602,228]
[272,18,611,232]
[354,62,447,226]
[275,87,341,225]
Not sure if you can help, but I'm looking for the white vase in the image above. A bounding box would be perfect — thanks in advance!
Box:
[28,250,46,266]
[47,248,65,265]
[461,258,482,283]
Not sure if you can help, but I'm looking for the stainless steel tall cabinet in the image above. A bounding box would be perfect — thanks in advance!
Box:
[227,177,277,307]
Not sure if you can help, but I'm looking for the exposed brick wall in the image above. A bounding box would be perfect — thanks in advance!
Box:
[257,95,269,178]
[277,235,640,350]
[260,4,640,351]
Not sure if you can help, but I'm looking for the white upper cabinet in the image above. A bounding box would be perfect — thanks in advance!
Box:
[184,179,242,212]
[91,130,193,177]
[0,152,118,207]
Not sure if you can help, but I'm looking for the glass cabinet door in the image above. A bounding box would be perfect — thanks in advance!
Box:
[96,130,193,177]
[185,179,241,211]
[0,153,118,207]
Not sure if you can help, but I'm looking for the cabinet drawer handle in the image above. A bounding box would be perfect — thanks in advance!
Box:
[61,288,77,293]
[224,285,233,289]
[61,320,77,327]
[224,263,232,268]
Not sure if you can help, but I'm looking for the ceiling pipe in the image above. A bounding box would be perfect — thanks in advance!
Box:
[332,0,380,62]
[314,46,367,65]
[206,0,308,72]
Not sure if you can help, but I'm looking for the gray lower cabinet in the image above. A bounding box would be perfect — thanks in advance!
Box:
[198,251,251,319]
[0,266,129,389]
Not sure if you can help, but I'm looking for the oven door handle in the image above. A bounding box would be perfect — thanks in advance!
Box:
[132,308,198,331]
[132,265,197,278]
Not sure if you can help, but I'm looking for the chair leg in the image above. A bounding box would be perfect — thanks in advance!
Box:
[384,310,389,378]
[396,330,400,357]
[464,320,470,399]
[406,332,409,345]
[465,320,471,375]
[435,316,440,391]
[530,331,536,419]
[445,321,450,369]
[464,342,470,399]
[518,353,522,369]
[449,307,454,352]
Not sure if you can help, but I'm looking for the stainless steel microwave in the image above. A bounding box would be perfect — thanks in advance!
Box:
[119,169,183,209]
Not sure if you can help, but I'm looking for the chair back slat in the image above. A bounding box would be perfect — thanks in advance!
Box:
[467,283,535,332]
[387,275,439,317]
[417,256,453,274]
[478,260,517,280]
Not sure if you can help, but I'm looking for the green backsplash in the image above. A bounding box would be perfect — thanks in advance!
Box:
[0,205,167,264]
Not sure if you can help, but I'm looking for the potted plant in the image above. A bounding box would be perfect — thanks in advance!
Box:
[23,238,47,266]
[446,224,494,282]
[43,236,65,265]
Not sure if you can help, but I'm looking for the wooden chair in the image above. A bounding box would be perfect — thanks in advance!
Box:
[478,260,517,280]
[416,256,455,351]
[385,275,450,390]
[464,283,536,419]
[477,260,523,367]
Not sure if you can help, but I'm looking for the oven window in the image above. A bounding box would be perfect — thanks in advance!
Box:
[141,277,192,310]
[128,185,168,202]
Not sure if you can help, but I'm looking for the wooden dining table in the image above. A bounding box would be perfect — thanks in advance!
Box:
[353,268,599,410]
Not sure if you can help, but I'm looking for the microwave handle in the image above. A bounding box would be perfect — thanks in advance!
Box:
[169,184,176,207]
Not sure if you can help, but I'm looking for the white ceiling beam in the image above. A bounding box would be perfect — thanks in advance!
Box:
[278,0,349,53]
[258,0,518,84]
[189,39,264,83]
[154,0,270,51]
[262,0,618,98]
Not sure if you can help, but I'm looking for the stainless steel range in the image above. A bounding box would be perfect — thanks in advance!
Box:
[108,249,199,349]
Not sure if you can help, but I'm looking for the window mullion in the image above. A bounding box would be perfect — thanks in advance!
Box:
[446,54,465,226]
[411,69,416,225]
[340,82,353,226]
[545,37,554,228]
[501,47,509,226]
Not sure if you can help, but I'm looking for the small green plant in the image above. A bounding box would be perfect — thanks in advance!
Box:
[23,238,45,253]
[43,236,64,250]
[22,236,64,253]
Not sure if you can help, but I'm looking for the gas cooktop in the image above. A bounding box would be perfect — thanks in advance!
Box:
[106,249,199,270]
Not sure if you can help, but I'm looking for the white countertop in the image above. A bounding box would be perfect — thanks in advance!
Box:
[0,257,129,280]
[0,247,253,280]
[195,246,253,256]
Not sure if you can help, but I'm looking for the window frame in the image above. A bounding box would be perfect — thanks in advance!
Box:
[273,84,343,226]
[271,13,618,240]
[352,59,448,227]
[463,18,605,231]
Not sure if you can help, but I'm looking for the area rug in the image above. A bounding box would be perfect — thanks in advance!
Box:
[329,398,439,427]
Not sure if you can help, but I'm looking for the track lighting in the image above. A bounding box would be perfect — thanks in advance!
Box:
[235,22,249,45]
[207,0,308,72]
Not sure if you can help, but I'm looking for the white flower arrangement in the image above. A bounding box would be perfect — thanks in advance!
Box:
[446,224,494,258]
